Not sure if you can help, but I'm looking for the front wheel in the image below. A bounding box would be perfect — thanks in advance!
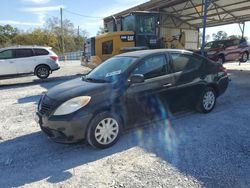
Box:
[35,65,50,79]
[217,56,225,64]
[196,87,217,113]
[240,52,248,62]
[87,112,122,149]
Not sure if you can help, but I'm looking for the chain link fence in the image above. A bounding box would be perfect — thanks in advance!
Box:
[59,51,83,61]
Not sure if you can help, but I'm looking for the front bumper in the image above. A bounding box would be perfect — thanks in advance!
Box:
[51,67,60,71]
[36,111,93,143]
[218,75,229,96]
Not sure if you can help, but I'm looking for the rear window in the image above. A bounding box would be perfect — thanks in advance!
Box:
[170,53,203,72]
[15,49,34,58]
[34,48,49,56]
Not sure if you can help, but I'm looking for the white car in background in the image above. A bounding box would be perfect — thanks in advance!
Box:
[0,46,60,79]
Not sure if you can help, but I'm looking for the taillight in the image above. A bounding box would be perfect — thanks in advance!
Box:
[50,56,58,61]
[219,66,227,74]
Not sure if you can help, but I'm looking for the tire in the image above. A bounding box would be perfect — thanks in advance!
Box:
[217,55,225,64]
[240,52,248,62]
[87,112,123,149]
[196,87,217,113]
[35,65,50,79]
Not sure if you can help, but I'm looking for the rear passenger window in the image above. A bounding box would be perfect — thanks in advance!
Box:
[0,50,13,59]
[132,55,167,79]
[170,53,202,72]
[34,48,49,56]
[15,49,34,58]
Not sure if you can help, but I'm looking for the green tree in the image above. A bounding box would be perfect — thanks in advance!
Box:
[44,17,88,53]
[212,31,228,41]
[0,24,18,47]
[227,35,249,41]
[0,18,88,54]
[97,26,106,35]
[12,29,60,53]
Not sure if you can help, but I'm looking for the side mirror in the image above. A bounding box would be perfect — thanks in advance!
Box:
[129,74,145,84]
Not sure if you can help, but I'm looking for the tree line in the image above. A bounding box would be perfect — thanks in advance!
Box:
[1,21,248,54]
[0,17,88,55]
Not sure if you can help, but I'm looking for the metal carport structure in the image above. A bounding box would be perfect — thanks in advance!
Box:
[104,0,250,55]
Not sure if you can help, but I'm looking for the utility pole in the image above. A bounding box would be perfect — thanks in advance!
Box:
[77,25,80,51]
[60,7,65,56]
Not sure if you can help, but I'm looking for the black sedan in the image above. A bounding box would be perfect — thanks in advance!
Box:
[36,49,229,149]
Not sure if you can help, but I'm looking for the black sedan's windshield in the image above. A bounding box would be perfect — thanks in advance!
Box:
[85,56,138,82]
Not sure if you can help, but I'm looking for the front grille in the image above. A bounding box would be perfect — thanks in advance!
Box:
[38,94,53,115]
[40,125,54,137]
[40,103,51,115]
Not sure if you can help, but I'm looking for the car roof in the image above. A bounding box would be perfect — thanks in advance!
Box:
[0,46,52,51]
[116,49,193,58]
[209,39,239,43]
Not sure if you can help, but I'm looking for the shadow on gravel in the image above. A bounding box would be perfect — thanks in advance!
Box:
[17,95,41,104]
[1,112,250,188]
[0,74,83,90]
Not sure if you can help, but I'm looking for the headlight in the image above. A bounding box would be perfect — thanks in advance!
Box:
[53,96,91,116]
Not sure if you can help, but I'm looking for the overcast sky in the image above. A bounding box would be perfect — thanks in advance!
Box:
[0,0,249,40]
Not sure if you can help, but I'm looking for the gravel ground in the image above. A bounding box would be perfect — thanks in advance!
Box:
[0,60,250,188]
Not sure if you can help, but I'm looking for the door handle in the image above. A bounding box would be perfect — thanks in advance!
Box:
[162,83,172,88]
[9,61,14,63]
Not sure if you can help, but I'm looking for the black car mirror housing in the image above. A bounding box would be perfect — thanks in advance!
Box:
[129,74,145,84]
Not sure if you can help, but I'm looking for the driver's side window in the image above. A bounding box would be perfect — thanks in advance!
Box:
[132,54,167,80]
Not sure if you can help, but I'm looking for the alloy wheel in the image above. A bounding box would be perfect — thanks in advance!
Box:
[37,67,49,78]
[217,57,224,64]
[242,53,248,62]
[203,91,215,111]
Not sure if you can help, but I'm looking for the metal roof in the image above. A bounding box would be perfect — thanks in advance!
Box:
[104,0,250,29]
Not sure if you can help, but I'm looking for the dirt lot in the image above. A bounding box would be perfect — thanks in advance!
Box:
[0,61,250,188]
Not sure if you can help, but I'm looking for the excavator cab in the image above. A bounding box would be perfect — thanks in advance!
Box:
[81,12,159,67]
[122,12,159,49]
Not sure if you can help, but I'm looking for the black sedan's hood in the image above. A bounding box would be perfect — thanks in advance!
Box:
[46,78,111,102]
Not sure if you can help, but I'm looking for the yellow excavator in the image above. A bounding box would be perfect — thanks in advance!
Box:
[81,12,185,68]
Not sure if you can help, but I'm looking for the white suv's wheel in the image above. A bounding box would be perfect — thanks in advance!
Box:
[197,87,217,113]
[87,112,122,149]
[35,65,50,79]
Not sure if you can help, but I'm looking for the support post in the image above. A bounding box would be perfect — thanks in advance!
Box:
[238,22,245,38]
[242,22,245,38]
[201,0,209,56]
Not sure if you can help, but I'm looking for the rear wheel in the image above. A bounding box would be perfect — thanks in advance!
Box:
[196,87,216,113]
[87,112,122,149]
[240,52,248,62]
[35,65,50,79]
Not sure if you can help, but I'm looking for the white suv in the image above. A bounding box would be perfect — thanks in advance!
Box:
[0,46,60,79]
